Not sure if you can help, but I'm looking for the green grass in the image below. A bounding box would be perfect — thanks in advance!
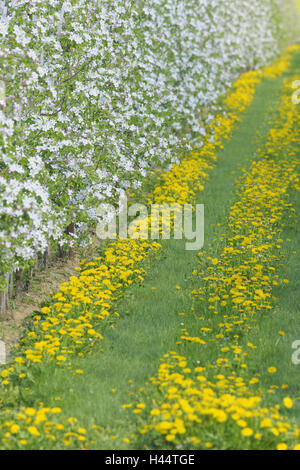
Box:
[233,49,300,420]
[239,185,300,419]
[26,64,299,449]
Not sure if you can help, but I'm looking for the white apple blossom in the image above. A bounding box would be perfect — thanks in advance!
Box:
[0,0,297,289]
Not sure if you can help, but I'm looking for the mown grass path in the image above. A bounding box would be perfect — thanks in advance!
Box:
[31,57,300,449]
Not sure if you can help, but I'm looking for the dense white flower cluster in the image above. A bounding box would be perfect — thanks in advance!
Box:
[0,0,291,282]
